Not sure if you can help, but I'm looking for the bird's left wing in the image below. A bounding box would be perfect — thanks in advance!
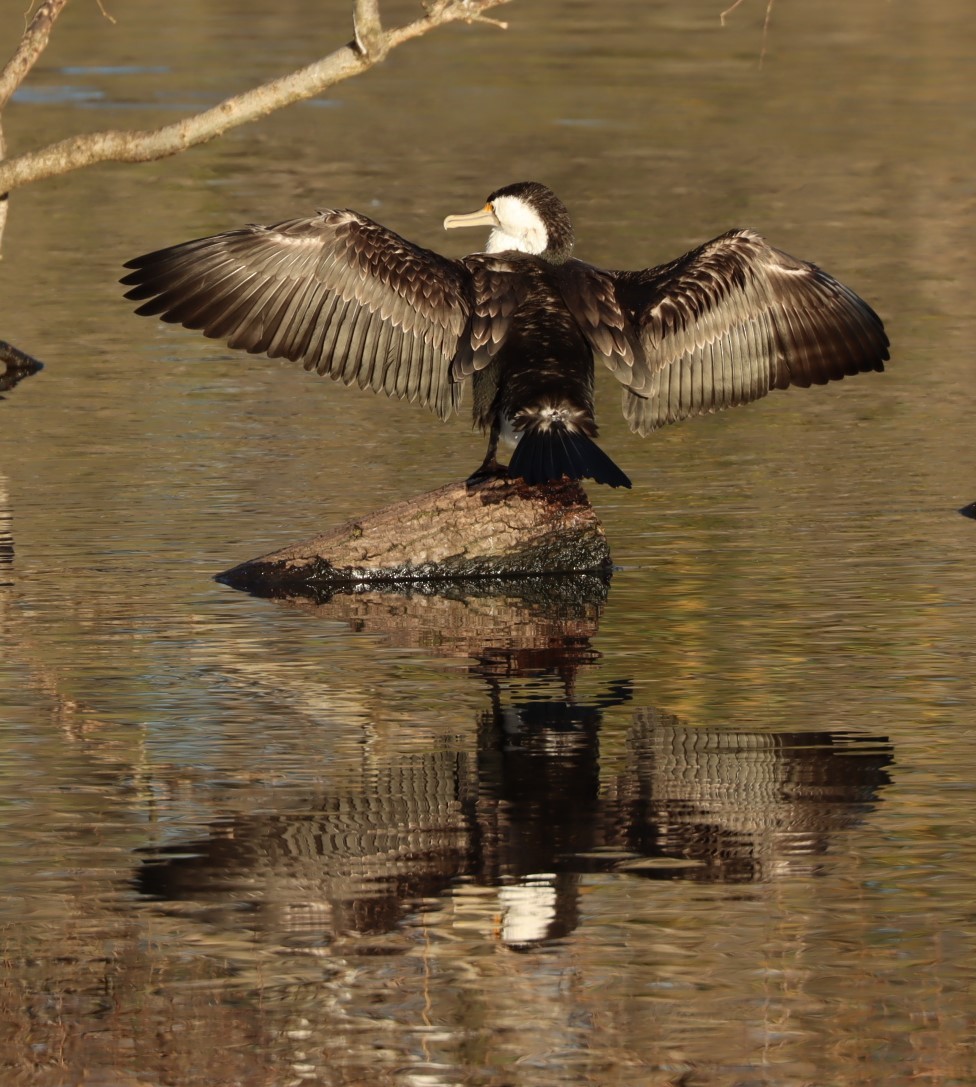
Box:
[608,229,889,435]
[122,209,474,420]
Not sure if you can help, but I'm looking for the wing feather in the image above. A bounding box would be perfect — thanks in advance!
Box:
[313,297,352,376]
[303,293,342,373]
[338,304,373,385]
[266,273,319,359]
[610,229,888,435]
[122,209,474,420]
[448,254,532,381]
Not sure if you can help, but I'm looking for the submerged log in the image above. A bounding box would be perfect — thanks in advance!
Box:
[217,475,612,598]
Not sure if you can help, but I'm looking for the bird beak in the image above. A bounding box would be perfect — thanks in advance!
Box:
[443,204,499,231]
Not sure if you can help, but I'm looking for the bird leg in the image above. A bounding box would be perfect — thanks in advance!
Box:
[466,423,509,484]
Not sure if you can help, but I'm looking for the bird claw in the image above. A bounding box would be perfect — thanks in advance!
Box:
[465,460,510,487]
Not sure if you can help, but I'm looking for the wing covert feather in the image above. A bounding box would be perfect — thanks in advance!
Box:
[448,254,527,380]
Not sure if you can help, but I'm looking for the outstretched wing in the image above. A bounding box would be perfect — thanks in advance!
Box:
[122,209,474,420]
[609,229,889,435]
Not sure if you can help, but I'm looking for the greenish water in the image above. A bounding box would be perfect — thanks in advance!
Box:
[1,2,974,1085]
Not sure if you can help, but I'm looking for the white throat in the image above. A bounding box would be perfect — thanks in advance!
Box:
[484,195,548,255]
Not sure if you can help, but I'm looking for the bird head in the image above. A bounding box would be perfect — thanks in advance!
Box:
[444,181,575,264]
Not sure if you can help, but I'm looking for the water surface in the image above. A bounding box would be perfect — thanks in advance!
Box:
[1,2,975,1085]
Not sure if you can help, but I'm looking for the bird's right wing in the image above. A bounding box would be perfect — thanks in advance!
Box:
[122,209,475,420]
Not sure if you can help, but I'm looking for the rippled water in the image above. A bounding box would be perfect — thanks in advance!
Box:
[1,1,975,1085]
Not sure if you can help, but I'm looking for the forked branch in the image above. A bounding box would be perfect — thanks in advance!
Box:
[0,0,510,197]
[0,0,72,112]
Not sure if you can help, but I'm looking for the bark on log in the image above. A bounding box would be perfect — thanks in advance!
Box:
[217,476,612,600]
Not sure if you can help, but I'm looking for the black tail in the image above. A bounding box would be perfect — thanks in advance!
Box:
[508,422,631,489]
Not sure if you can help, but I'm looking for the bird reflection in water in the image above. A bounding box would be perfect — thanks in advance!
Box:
[135,605,893,951]
[472,642,634,946]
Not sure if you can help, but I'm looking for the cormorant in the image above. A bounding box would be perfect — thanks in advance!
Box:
[122,181,888,489]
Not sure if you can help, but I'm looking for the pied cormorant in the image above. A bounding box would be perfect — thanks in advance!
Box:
[122,181,888,489]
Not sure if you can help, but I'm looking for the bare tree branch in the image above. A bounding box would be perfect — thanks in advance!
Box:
[0,0,72,111]
[719,0,776,66]
[0,0,510,198]
[719,0,747,27]
[0,1,74,248]
[353,0,386,58]
[0,46,370,193]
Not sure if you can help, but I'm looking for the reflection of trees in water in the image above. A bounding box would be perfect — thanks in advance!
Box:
[136,642,893,948]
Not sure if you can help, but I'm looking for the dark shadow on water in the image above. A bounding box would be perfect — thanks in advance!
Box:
[0,343,43,398]
[134,594,894,949]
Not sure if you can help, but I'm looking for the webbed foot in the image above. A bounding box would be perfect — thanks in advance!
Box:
[465,459,510,486]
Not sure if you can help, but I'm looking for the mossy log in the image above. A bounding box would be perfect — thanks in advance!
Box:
[217,476,612,599]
